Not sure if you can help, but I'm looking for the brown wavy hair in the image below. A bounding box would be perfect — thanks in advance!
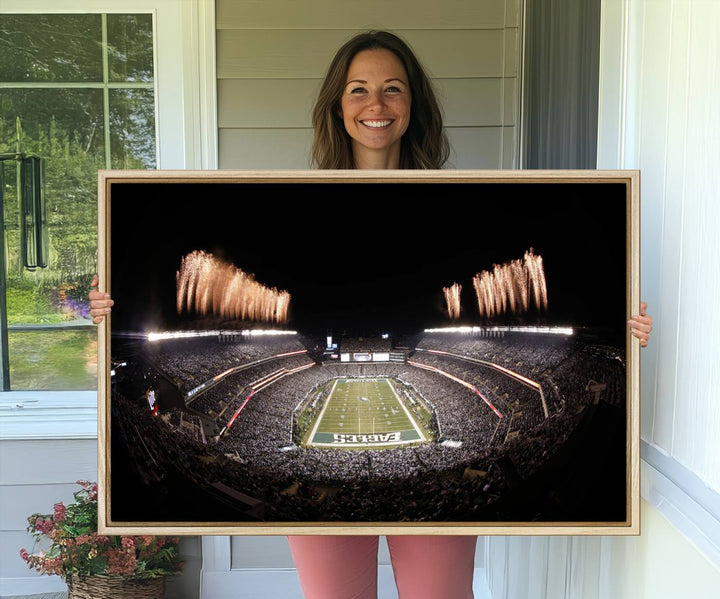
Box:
[311,30,449,169]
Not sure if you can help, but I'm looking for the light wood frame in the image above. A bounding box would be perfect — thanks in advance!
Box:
[97,169,640,536]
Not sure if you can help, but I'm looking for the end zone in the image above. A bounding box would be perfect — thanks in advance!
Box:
[310,429,422,448]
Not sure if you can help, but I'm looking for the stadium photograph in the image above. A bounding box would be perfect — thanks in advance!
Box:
[99,171,638,533]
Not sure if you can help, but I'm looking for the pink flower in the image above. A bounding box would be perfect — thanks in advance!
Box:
[53,502,66,522]
[43,556,64,576]
[121,537,135,549]
[34,518,54,535]
[107,548,137,576]
[19,548,29,562]
[75,480,98,499]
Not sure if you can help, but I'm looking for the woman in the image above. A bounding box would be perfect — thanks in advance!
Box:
[91,30,653,599]
[310,30,448,171]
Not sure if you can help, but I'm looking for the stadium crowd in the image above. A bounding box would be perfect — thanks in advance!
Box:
[111,331,627,522]
[144,335,308,392]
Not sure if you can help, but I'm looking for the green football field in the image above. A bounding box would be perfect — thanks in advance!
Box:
[306,378,428,448]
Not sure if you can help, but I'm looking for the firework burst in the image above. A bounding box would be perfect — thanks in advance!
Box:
[176,250,291,324]
[443,282,462,320]
[472,249,548,319]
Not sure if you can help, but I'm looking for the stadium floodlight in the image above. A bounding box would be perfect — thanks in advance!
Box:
[423,326,477,333]
[423,325,574,336]
[147,329,297,342]
[148,330,223,341]
[491,325,574,335]
[241,329,297,336]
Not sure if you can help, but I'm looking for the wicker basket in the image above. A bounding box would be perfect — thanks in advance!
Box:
[67,575,165,599]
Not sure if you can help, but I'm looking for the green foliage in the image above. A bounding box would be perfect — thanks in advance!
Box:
[2,12,156,329]
[8,328,97,390]
[0,15,103,83]
[2,13,156,390]
[5,285,64,324]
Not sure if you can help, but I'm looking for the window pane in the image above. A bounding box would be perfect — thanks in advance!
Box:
[0,14,103,82]
[0,89,106,159]
[107,14,154,83]
[2,89,104,390]
[8,328,97,390]
[110,88,156,168]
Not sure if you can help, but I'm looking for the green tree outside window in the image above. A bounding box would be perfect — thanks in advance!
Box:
[0,13,156,390]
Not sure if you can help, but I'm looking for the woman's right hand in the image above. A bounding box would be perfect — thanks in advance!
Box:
[89,274,113,324]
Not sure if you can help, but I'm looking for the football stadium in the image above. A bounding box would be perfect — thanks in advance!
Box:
[108,183,628,525]
[110,324,627,524]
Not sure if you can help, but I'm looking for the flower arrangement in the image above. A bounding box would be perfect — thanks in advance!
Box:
[20,481,183,585]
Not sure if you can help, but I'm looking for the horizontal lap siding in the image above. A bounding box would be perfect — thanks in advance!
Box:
[0,439,97,579]
[216,0,512,30]
[217,30,511,79]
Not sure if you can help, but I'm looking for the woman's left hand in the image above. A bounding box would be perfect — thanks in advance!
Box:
[628,301,652,348]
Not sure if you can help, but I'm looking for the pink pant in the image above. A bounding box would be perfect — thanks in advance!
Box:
[287,535,477,599]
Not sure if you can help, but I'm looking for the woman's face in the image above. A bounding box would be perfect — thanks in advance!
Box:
[340,48,411,167]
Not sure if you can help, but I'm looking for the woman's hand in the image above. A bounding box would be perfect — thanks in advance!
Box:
[628,301,652,348]
[89,274,113,324]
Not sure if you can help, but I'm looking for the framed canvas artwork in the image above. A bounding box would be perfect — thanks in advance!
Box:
[97,169,640,536]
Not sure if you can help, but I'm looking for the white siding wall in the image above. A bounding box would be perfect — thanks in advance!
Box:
[0,440,97,594]
[0,436,201,599]
[485,499,720,599]
[216,0,522,169]
[603,0,720,492]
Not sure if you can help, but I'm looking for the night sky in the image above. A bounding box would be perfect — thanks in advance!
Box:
[108,180,628,338]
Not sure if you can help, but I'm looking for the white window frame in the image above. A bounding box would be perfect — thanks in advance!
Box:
[0,0,217,441]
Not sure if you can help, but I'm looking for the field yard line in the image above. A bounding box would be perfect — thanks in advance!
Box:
[385,379,426,442]
[308,378,339,443]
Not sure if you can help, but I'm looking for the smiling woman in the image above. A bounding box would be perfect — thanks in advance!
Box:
[311,30,449,170]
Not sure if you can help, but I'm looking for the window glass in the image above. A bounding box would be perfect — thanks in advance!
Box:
[0,14,103,82]
[109,88,156,169]
[107,14,154,83]
[0,13,155,390]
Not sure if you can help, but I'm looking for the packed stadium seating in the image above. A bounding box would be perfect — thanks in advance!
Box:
[111,330,627,523]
